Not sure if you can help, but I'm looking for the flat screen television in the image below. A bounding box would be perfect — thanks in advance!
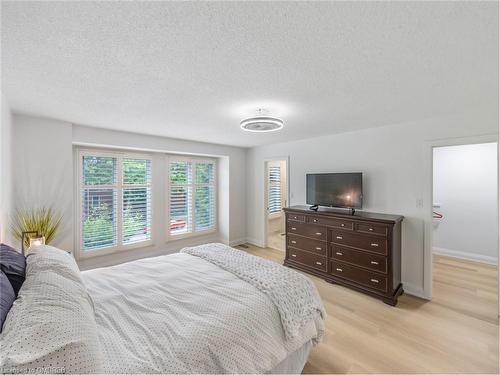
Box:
[306,173,363,209]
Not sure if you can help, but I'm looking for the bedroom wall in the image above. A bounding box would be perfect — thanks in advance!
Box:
[432,143,498,264]
[11,115,74,251]
[11,114,247,269]
[246,107,498,298]
[0,93,13,245]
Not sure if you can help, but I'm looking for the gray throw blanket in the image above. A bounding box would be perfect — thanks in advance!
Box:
[181,243,326,342]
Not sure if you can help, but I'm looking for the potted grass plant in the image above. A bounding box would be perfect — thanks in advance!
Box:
[11,207,62,250]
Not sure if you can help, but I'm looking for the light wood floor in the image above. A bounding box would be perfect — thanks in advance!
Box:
[237,244,499,374]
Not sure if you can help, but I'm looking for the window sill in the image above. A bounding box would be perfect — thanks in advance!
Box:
[76,239,154,260]
[167,228,217,242]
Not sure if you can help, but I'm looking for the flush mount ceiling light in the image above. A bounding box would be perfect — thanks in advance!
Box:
[240,115,284,132]
[240,117,284,132]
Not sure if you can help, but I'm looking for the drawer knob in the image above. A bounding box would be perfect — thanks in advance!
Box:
[370,279,379,283]
[315,232,322,236]
[291,227,297,231]
[316,261,322,266]
[370,261,379,265]
[336,236,343,240]
[341,223,345,227]
[369,228,374,231]
[291,240,297,244]
[315,247,322,250]
[336,268,343,272]
[371,243,379,247]
[335,252,343,256]
[291,254,297,257]
[313,219,318,223]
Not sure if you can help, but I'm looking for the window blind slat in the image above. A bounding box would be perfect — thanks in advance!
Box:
[123,158,152,245]
[169,159,215,236]
[81,187,117,250]
[80,155,152,252]
[268,165,282,214]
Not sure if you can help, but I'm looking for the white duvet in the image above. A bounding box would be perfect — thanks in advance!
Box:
[81,252,323,374]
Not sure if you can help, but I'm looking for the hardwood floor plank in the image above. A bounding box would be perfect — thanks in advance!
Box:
[237,244,499,374]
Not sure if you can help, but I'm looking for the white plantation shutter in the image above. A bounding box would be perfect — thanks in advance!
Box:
[169,161,193,235]
[81,156,118,250]
[122,158,152,245]
[195,162,215,231]
[79,153,153,253]
[169,158,216,236]
[268,165,282,214]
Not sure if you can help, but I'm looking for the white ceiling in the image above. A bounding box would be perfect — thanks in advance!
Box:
[1,1,498,147]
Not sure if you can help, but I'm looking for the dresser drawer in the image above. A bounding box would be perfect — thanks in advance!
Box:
[306,216,354,230]
[330,230,388,255]
[330,245,387,274]
[288,222,327,241]
[355,222,388,237]
[330,260,388,292]
[287,213,305,223]
[288,234,327,256]
[288,248,327,272]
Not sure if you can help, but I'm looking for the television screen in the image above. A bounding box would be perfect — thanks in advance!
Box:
[306,173,363,209]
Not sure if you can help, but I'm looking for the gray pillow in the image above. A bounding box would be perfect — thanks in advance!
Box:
[0,243,26,296]
[0,270,16,332]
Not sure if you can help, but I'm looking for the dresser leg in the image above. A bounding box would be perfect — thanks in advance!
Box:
[383,298,398,306]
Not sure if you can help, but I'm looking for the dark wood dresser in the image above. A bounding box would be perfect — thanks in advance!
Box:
[283,205,404,305]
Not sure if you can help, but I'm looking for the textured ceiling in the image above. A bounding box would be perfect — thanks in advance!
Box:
[1,1,498,147]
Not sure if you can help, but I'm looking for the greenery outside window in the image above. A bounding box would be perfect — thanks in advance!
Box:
[78,150,152,257]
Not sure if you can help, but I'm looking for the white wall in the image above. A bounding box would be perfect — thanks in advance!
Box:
[0,93,13,245]
[247,107,498,298]
[433,143,498,264]
[12,115,74,251]
[11,115,247,269]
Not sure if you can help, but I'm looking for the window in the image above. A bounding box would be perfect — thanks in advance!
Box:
[268,164,282,215]
[78,151,152,255]
[168,158,216,237]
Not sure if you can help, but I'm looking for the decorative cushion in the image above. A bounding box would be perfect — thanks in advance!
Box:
[0,243,26,296]
[0,270,16,332]
[0,245,104,373]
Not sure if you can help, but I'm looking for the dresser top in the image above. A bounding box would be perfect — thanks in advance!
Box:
[284,205,404,224]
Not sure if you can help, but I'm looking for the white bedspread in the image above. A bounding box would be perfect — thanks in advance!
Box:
[81,252,323,374]
[182,243,325,342]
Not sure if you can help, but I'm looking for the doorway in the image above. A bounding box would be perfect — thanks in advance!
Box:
[264,159,288,251]
[431,141,498,321]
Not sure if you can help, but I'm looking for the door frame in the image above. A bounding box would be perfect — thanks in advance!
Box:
[422,133,498,305]
[263,156,290,249]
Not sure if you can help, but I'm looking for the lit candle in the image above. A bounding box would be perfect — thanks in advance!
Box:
[29,235,45,248]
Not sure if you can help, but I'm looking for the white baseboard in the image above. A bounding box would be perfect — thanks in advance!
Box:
[433,247,498,265]
[229,238,247,247]
[246,238,265,248]
[403,283,427,299]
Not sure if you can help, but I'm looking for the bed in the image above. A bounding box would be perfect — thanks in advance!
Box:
[1,243,325,374]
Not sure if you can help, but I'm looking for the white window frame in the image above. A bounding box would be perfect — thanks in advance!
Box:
[166,155,217,241]
[76,149,153,259]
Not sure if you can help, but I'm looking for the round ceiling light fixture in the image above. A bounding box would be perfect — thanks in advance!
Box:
[240,116,284,132]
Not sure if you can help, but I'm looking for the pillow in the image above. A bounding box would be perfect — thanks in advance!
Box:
[0,245,104,374]
[0,271,16,332]
[0,243,26,296]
